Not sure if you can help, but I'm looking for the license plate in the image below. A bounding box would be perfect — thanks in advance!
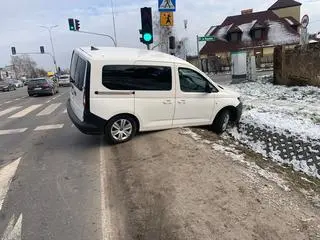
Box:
[34,88,42,90]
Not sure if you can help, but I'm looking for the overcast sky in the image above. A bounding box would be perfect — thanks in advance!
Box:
[0,0,319,71]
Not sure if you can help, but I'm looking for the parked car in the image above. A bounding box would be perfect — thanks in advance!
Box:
[12,80,24,88]
[67,47,242,144]
[58,74,71,86]
[0,80,16,92]
[27,78,59,96]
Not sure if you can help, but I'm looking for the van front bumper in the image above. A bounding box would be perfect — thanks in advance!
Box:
[67,99,103,135]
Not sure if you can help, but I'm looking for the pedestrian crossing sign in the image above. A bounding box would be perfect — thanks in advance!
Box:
[160,12,174,26]
[158,0,176,12]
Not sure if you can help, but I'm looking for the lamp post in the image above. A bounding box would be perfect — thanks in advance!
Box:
[40,25,58,73]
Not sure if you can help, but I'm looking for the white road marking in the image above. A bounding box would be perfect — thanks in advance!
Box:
[37,103,61,116]
[100,138,112,240]
[0,158,21,211]
[14,98,20,101]
[0,128,28,136]
[1,213,22,240]
[34,124,64,131]
[63,109,67,113]
[4,101,12,104]
[9,104,42,118]
[0,107,22,117]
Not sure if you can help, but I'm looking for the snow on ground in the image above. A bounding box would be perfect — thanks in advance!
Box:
[231,80,320,141]
[210,74,320,178]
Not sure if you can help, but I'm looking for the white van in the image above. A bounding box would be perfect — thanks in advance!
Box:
[67,47,242,144]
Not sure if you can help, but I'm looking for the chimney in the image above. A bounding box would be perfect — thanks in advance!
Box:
[241,9,253,15]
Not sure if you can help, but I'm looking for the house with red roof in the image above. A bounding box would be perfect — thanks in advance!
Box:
[200,0,302,71]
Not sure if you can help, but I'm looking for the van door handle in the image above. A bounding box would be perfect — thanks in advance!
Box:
[177,100,186,104]
[162,100,172,104]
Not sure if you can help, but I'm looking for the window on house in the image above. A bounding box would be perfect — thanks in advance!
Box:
[254,29,262,40]
[230,33,239,42]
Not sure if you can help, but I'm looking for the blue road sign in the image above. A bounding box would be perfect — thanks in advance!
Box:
[158,0,176,12]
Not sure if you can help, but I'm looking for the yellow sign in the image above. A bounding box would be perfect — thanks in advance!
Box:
[47,72,54,77]
[160,12,174,26]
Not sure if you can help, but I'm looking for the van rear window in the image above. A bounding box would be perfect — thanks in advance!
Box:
[102,65,172,91]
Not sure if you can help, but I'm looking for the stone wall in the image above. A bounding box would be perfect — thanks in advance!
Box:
[274,43,320,87]
[237,123,320,178]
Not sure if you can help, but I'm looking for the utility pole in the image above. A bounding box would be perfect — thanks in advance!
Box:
[111,0,118,47]
[40,25,58,73]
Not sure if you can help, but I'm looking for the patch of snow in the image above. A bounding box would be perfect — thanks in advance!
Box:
[216,24,233,38]
[237,20,257,42]
[267,20,299,45]
[284,17,294,25]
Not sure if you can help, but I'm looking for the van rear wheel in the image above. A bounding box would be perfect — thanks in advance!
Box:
[105,115,137,144]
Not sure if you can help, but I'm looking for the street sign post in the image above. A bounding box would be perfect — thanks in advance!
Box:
[198,36,216,42]
[300,14,309,46]
[158,0,176,12]
[160,12,174,26]
[301,14,309,29]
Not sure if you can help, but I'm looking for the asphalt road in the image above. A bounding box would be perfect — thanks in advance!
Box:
[0,87,103,240]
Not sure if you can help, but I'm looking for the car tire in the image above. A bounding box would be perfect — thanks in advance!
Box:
[105,115,137,144]
[28,93,33,97]
[212,109,230,134]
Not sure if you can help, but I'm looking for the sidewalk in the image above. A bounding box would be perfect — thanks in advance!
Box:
[103,129,320,240]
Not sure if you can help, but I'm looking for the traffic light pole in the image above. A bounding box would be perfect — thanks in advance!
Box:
[40,25,58,73]
[76,30,117,47]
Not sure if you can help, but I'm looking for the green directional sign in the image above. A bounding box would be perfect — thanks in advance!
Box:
[198,36,216,42]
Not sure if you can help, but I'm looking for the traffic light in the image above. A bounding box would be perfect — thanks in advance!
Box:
[169,36,176,49]
[40,46,45,54]
[140,7,153,46]
[11,47,16,55]
[75,19,80,31]
[68,18,75,31]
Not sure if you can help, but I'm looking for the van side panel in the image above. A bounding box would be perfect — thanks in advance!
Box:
[89,61,135,124]
[133,61,175,131]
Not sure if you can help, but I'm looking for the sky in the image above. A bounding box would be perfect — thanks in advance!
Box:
[0,0,319,71]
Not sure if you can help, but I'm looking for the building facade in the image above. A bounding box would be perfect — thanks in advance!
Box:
[200,0,301,72]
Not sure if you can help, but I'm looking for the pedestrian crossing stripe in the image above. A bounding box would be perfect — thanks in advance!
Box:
[37,103,61,116]
[9,104,43,118]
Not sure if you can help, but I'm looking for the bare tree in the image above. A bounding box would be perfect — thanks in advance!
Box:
[153,12,172,53]
[11,55,38,78]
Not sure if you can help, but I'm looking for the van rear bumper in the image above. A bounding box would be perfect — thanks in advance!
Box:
[67,99,103,135]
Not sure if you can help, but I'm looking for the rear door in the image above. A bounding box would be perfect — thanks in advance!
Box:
[70,52,87,121]
[133,62,175,131]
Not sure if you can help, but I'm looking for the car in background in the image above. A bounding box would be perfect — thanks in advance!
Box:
[24,79,29,86]
[12,80,24,88]
[58,75,71,87]
[0,80,16,92]
[27,78,59,96]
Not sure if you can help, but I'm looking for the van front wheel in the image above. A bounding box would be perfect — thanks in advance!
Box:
[212,110,230,134]
[105,115,137,144]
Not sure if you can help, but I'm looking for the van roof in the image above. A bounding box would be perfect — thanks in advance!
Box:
[76,47,189,64]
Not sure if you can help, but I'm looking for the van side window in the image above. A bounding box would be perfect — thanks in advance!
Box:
[70,53,78,83]
[179,68,216,93]
[102,65,172,91]
[74,57,87,90]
